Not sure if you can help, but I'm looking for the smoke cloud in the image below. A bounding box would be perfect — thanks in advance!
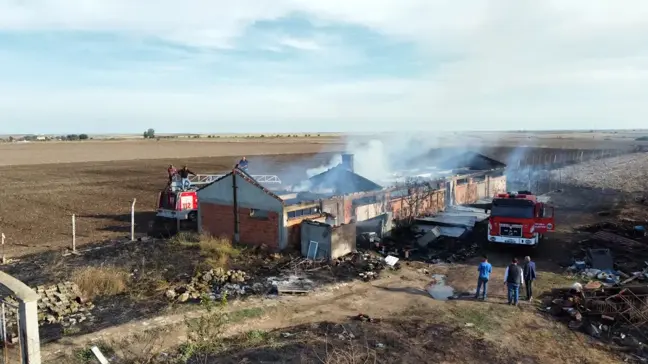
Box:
[306,154,342,177]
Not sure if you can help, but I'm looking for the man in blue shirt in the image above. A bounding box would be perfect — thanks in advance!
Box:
[523,256,537,301]
[475,255,492,300]
[237,156,249,171]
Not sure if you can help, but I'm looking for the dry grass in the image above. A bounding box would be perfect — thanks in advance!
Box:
[172,233,241,269]
[199,235,241,268]
[72,266,130,299]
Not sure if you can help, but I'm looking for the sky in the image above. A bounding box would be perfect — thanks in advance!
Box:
[1,1,648,134]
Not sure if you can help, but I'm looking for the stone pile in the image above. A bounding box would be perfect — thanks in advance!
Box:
[2,282,95,330]
[165,268,251,302]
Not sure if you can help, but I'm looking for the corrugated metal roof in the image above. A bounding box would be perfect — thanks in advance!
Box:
[197,168,284,202]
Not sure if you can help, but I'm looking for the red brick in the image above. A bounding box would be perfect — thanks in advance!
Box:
[201,203,280,250]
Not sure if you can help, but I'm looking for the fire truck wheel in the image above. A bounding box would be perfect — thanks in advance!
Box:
[188,211,198,222]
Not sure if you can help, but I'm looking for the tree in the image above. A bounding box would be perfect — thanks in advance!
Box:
[391,177,440,231]
[143,128,155,139]
[79,134,89,140]
[66,134,79,141]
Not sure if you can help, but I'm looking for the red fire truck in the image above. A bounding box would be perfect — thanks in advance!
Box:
[487,191,555,246]
[150,173,282,235]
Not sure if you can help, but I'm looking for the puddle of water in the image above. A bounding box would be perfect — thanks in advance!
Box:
[426,274,455,301]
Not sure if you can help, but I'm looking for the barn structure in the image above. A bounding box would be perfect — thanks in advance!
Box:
[197,152,507,252]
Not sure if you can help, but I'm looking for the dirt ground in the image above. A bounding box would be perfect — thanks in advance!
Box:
[37,174,647,363]
[0,152,338,256]
[44,265,621,364]
[0,137,345,166]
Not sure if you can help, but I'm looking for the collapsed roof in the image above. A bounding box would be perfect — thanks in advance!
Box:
[437,151,506,171]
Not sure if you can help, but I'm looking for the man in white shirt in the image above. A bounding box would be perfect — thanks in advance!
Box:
[503,258,525,306]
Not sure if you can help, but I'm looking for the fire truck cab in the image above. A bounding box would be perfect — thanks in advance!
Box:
[487,191,555,246]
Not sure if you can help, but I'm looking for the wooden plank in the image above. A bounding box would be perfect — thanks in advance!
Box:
[277,286,312,294]
[91,346,110,364]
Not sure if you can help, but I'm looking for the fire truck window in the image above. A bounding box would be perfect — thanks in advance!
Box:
[491,205,534,219]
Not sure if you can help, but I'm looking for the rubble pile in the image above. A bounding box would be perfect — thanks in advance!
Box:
[165,268,253,302]
[366,230,480,265]
[333,252,399,281]
[546,284,648,358]
[34,282,96,327]
[2,282,95,337]
[425,237,480,264]
[572,224,648,273]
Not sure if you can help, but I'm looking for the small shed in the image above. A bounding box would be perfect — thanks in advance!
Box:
[301,220,356,260]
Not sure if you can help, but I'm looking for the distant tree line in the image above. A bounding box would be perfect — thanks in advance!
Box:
[1,134,91,142]
[0,130,327,143]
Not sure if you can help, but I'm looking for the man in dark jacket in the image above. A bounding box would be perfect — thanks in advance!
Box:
[523,256,537,301]
[504,258,524,306]
[178,165,196,190]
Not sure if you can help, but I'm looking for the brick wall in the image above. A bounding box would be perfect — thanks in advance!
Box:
[200,202,280,250]
[389,189,444,219]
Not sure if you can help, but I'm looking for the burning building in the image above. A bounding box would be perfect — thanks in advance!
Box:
[197,152,507,253]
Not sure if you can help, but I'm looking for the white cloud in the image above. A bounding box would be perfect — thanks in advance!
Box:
[1,0,648,132]
[278,37,321,51]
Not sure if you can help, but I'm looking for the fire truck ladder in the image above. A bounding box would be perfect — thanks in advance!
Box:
[188,174,282,185]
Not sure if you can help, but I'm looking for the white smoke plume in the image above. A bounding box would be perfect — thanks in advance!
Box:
[306,154,342,177]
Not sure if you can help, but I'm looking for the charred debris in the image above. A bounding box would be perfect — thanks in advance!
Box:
[546,219,648,361]
[357,205,488,265]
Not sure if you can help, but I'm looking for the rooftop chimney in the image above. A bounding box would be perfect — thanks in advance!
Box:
[341,154,354,172]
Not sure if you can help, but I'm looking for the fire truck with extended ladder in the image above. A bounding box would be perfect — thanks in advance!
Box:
[487,191,555,246]
[150,172,282,235]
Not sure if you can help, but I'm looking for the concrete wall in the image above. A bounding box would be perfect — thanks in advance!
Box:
[331,222,356,259]
[488,175,507,196]
[450,174,507,205]
[322,198,344,225]
[0,271,41,364]
[301,221,356,260]
[355,202,386,222]
[285,214,326,251]
[454,180,478,205]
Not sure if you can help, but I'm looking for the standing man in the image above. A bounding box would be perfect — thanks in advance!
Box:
[237,156,249,171]
[178,165,196,190]
[523,256,537,301]
[167,164,177,185]
[503,258,524,306]
[475,255,492,300]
